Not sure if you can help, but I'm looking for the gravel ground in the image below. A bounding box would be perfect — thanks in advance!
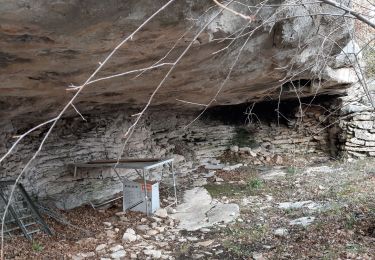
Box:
[2,158,375,259]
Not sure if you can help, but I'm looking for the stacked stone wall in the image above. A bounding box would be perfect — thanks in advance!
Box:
[337,80,375,158]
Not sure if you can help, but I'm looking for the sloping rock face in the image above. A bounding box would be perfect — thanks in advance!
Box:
[0,0,356,125]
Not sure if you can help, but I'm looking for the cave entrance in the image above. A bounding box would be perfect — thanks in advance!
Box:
[202,95,341,163]
[203,95,340,126]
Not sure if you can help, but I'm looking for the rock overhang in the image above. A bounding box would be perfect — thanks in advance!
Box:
[0,0,357,126]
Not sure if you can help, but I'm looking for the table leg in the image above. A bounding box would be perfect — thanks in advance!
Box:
[171,162,178,205]
[143,169,149,216]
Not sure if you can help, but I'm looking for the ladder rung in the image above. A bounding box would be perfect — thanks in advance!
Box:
[5,215,32,224]
[20,220,37,227]
[24,222,37,227]
[16,207,29,211]
[27,229,40,235]
[5,226,23,233]
[4,222,36,233]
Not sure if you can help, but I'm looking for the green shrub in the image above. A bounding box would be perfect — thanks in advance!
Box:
[32,241,44,252]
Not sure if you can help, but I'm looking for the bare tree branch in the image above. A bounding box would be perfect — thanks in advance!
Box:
[320,0,375,29]
[213,0,256,21]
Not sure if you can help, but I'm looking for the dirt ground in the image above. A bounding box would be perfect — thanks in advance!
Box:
[2,158,375,259]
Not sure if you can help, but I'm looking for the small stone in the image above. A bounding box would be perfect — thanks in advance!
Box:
[136,224,150,232]
[275,155,283,164]
[252,252,265,260]
[215,177,224,182]
[155,208,168,218]
[147,229,159,236]
[223,163,243,171]
[75,252,96,259]
[152,216,162,222]
[167,219,174,227]
[119,216,128,222]
[230,145,239,153]
[110,250,126,259]
[239,147,251,154]
[141,218,147,222]
[167,208,176,214]
[95,244,107,252]
[144,245,155,250]
[193,178,207,186]
[187,236,198,241]
[144,249,162,259]
[151,222,158,228]
[200,228,210,233]
[203,171,215,178]
[103,222,112,227]
[125,228,136,235]
[109,244,124,252]
[196,240,214,247]
[289,216,315,226]
[274,228,288,237]
[155,226,165,233]
[122,232,137,242]
[158,242,169,248]
[130,253,137,259]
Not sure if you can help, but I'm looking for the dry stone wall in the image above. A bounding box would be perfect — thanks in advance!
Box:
[226,104,333,165]
[338,81,375,158]
[0,103,336,209]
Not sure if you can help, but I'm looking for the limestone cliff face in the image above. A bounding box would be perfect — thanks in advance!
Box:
[0,0,356,126]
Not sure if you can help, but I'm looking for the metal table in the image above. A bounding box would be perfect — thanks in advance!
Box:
[71,158,177,215]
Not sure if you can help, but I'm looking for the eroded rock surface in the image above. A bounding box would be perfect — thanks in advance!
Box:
[0,0,356,125]
[171,187,240,231]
